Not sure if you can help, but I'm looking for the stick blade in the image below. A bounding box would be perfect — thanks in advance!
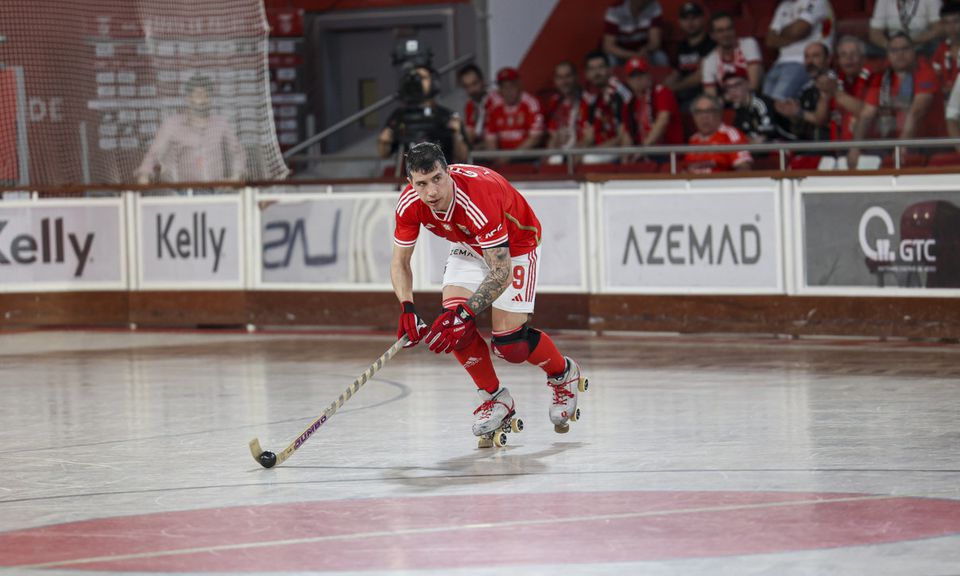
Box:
[248,438,264,461]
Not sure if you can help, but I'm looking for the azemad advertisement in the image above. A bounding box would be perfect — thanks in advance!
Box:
[0,200,125,290]
[803,192,960,289]
[600,189,782,293]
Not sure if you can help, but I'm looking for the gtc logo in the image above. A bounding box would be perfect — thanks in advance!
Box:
[859,206,936,263]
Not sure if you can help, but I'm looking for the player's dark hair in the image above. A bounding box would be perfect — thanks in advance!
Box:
[809,40,830,58]
[555,60,577,75]
[710,11,733,27]
[184,74,214,95]
[584,49,608,67]
[404,142,448,178]
[942,1,960,17]
[457,63,484,81]
[886,30,913,45]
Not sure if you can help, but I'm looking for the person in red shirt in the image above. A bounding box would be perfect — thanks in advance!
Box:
[932,3,960,97]
[817,35,874,141]
[457,64,502,150]
[602,0,669,66]
[684,94,753,173]
[848,32,941,169]
[392,142,587,445]
[544,61,590,153]
[483,67,545,159]
[618,57,683,162]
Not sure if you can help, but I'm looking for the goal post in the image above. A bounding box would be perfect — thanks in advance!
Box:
[0,0,288,187]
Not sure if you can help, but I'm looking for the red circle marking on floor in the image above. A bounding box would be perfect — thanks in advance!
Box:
[2,491,960,571]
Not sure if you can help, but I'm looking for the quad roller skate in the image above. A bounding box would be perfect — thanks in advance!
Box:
[473,387,523,448]
[548,356,588,433]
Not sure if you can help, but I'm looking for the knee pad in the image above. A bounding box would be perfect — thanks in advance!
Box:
[491,325,542,363]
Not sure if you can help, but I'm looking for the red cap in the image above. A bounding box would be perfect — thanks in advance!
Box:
[624,57,650,76]
[496,67,520,83]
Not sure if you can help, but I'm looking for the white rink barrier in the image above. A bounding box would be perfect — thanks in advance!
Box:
[2,174,960,297]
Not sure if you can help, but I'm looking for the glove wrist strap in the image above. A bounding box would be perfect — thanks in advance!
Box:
[455,303,475,322]
[401,301,416,314]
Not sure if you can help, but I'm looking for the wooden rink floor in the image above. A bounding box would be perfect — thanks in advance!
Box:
[1,328,959,575]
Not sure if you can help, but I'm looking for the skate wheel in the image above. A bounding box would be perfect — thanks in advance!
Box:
[570,407,580,422]
[511,418,524,433]
[579,378,589,392]
[478,436,493,449]
[554,423,570,434]
[493,430,507,447]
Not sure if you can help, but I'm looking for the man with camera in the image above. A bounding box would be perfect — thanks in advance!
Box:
[377,65,469,165]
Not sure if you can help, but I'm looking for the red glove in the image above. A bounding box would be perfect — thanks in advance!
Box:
[427,304,477,354]
[397,301,428,348]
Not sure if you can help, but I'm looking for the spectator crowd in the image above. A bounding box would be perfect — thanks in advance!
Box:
[438,0,960,173]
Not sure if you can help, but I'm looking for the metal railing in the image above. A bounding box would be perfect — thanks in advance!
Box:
[282,53,476,161]
[284,136,960,178]
[469,137,960,174]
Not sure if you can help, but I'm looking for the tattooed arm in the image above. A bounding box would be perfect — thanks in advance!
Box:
[465,246,512,314]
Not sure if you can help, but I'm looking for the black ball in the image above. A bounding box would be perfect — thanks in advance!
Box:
[259,451,277,468]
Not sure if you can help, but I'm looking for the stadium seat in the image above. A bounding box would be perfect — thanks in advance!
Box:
[789,155,825,170]
[539,162,573,176]
[833,0,868,19]
[382,165,399,178]
[752,155,783,171]
[880,153,928,168]
[495,163,539,175]
[575,162,620,174]
[710,0,744,16]
[618,160,660,174]
[927,152,960,167]
[836,18,871,42]
[660,160,685,174]
[734,14,755,38]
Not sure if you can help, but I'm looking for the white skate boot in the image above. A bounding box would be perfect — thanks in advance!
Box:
[473,387,523,448]
[548,357,588,433]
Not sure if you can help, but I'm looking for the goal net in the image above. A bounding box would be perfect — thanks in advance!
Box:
[0,0,288,187]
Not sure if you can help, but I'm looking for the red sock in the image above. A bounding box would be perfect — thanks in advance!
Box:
[454,335,500,393]
[527,329,567,377]
[443,297,499,393]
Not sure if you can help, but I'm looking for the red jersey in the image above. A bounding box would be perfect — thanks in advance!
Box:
[394,164,542,257]
[831,66,874,140]
[544,93,589,146]
[865,60,942,137]
[603,0,664,52]
[464,90,503,141]
[484,92,545,150]
[932,38,959,96]
[684,124,752,173]
[621,84,683,145]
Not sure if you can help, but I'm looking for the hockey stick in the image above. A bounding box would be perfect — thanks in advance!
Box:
[249,335,409,468]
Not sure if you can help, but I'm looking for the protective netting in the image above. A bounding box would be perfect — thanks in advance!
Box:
[0,0,288,187]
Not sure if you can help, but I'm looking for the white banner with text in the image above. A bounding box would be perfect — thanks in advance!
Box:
[600,188,782,293]
[138,197,243,288]
[0,200,125,291]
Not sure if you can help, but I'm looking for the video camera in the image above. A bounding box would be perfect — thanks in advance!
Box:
[392,39,437,105]
[389,39,451,152]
